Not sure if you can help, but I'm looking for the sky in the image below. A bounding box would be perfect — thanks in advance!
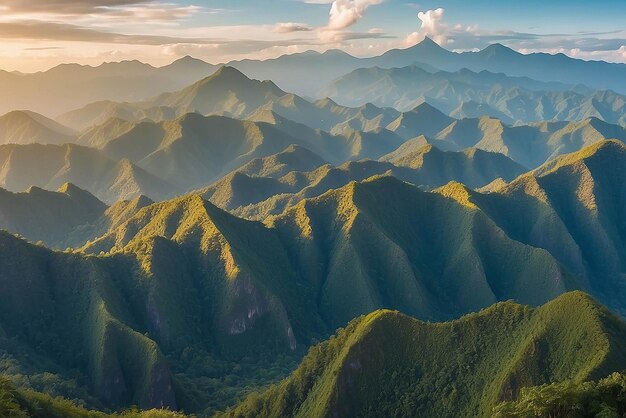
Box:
[0,0,625,72]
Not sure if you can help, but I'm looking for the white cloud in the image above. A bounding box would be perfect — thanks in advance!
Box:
[404,7,448,46]
[327,0,384,31]
[273,22,313,33]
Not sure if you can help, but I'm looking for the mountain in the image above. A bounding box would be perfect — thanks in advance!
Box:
[75,116,138,148]
[0,375,182,418]
[321,65,626,125]
[222,292,626,417]
[0,58,217,117]
[0,143,177,203]
[229,49,364,97]
[98,112,407,190]
[226,38,626,97]
[2,140,626,414]
[0,183,106,247]
[4,39,626,118]
[0,231,179,411]
[58,67,400,134]
[234,145,327,178]
[460,140,626,313]
[199,143,524,219]
[431,116,626,168]
[147,66,287,119]
[0,110,77,145]
[381,143,527,186]
[56,100,179,132]
[386,102,455,138]
[56,68,626,172]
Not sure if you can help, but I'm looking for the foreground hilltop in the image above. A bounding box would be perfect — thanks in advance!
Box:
[221,292,626,417]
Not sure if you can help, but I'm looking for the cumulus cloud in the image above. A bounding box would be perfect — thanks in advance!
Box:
[273,22,313,33]
[327,0,384,31]
[404,8,449,46]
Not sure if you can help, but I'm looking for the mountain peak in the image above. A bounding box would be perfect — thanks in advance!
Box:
[480,43,520,58]
[165,55,211,69]
[409,101,448,116]
[533,139,626,178]
[409,36,446,53]
[210,65,249,81]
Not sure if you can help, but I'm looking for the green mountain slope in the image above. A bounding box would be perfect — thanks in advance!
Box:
[198,143,524,219]
[100,112,406,190]
[493,372,626,417]
[0,143,177,203]
[0,183,106,247]
[0,231,178,410]
[448,140,626,314]
[221,292,626,418]
[431,116,626,168]
[0,110,77,145]
[234,145,327,178]
[1,140,626,415]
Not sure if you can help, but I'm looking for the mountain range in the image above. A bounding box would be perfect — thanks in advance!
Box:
[0,56,216,117]
[4,38,626,119]
[321,65,626,125]
[3,33,626,418]
[2,137,626,415]
[0,143,177,204]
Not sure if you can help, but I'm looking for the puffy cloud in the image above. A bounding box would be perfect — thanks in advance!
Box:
[273,22,313,33]
[327,0,384,31]
[404,8,448,46]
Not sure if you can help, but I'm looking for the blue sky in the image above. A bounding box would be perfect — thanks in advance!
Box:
[0,0,624,71]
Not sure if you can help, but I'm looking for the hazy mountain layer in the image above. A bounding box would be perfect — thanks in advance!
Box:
[0,57,217,117]
[57,67,401,134]
[0,143,177,203]
[0,110,77,145]
[97,112,406,190]
[386,104,626,168]
[321,65,626,125]
[231,37,626,96]
[56,68,626,173]
[4,38,626,120]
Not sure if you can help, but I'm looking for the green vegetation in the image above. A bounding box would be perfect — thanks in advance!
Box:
[0,375,187,418]
[220,292,626,417]
[493,373,626,417]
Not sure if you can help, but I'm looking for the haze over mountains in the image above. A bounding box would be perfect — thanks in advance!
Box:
[3,38,626,119]
[3,31,626,418]
[322,65,626,125]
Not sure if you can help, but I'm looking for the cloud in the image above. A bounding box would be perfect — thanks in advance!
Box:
[327,0,384,31]
[0,20,217,45]
[1,0,152,14]
[0,0,222,26]
[273,22,313,33]
[404,8,449,46]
